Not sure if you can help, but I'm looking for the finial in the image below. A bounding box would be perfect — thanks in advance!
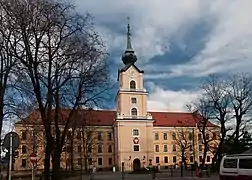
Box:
[126,17,133,51]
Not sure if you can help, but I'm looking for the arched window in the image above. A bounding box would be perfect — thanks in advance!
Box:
[130,80,136,89]
[131,108,137,116]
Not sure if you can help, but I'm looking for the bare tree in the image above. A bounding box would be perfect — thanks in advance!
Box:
[173,126,192,169]
[0,1,110,180]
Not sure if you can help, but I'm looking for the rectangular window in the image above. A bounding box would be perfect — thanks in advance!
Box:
[199,145,202,152]
[21,159,26,167]
[98,144,102,153]
[155,145,159,152]
[199,156,203,162]
[156,157,160,164]
[131,97,137,104]
[163,133,167,140]
[223,159,237,168]
[164,156,168,163]
[163,145,168,152]
[190,156,194,163]
[21,131,27,140]
[98,158,103,165]
[206,134,210,140]
[108,132,112,140]
[22,145,27,154]
[154,133,159,140]
[78,158,82,165]
[98,132,102,141]
[108,158,113,165]
[108,145,112,153]
[189,145,193,151]
[239,159,252,169]
[134,145,139,152]
[173,156,176,163]
[207,156,210,162]
[198,134,202,141]
[77,132,81,140]
[172,133,176,140]
[88,158,92,165]
[77,145,82,152]
[213,132,217,140]
[133,129,139,136]
[172,145,176,152]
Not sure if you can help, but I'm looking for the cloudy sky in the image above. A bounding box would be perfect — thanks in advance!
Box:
[74,0,252,112]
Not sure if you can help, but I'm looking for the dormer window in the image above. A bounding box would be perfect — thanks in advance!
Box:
[131,108,137,116]
[130,80,136,89]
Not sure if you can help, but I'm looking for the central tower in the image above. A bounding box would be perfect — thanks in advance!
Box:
[113,18,154,171]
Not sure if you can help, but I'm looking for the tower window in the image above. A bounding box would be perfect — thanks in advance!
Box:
[130,80,136,89]
[132,129,139,136]
[131,108,137,116]
[131,97,137,104]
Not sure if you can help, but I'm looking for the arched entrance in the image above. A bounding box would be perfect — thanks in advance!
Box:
[133,158,141,171]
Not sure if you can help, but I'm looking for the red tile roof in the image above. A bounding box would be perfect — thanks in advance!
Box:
[16,109,217,127]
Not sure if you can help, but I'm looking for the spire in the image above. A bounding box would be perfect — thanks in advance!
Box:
[126,17,133,52]
[122,17,137,65]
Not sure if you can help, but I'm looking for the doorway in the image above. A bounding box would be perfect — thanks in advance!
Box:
[133,158,141,171]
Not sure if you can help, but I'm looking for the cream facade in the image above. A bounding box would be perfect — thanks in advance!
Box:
[13,21,219,172]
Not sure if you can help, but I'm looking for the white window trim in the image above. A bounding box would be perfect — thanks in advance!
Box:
[133,144,140,152]
[154,132,159,140]
[131,107,138,116]
[164,156,169,163]
[129,79,137,89]
[163,144,168,152]
[132,128,140,137]
[154,144,160,152]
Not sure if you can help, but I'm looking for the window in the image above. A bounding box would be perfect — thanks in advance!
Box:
[132,129,139,136]
[108,145,112,153]
[156,157,160,164]
[172,144,176,152]
[77,145,82,152]
[207,156,210,162]
[88,146,92,153]
[223,159,237,168]
[198,133,202,141]
[98,158,103,166]
[213,132,217,140]
[172,132,176,140]
[108,158,113,165]
[131,97,137,104]
[98,132,102,141]
[21,159,26,167]
[190,156,194,163]
[21,145,27,154]
[98,144,102,153]
[131,108,137,116]
[163,133,167,140]
[199,156,203,162]
[189,145,193,151]
[199,145,202,152]
[163,145,168,152]
[206,133,210,140]
[164,156,168,163]
[78,158,82,165]
[77,132,81,140]
[188,133,193,141]
[21,131,27,140]
[130,80,136,89]
[134,145,139,151]
[88,158,92,165]
[173,156,177,163]
[108,132,112,140]
[239,159,252,169]
[154,133,159,140]
[155,145,159,152]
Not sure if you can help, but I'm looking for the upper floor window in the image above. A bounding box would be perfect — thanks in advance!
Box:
[198,133,202,141]
[21,131,27,140]
[22,145,27,154]
[163,132,167,140]
[163,145,168,152]
[131,108,137,116]
[131,97,137,104]
[108,132,112,140]
[132,129,139,136]
[155,145,159,152]
[98,144,102,153]
[130,80,136,89]
[108,145,112,153]
[154,132,159,140]
[188,132,193,141]
[98,132,102,141]
[206,133,210,140]
[172,132,176,140]
[213,132,217,140]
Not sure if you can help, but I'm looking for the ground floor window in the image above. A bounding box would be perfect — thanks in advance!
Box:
[98,158,103,165]
[21,159,27,167]
[88,158,92,165]
[207,156,210,162]
[173,156,176,163]
[156,157,159,164]
[190,156,194,163]
[108,158,112,165]
[199,156,202,162]
[164,156,168,163]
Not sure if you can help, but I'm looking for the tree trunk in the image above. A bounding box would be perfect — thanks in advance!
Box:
[202,148,207,169]
[84,157,88,172]
[52,147,61,180]
[44,143,51,180]
[70,137,74,173]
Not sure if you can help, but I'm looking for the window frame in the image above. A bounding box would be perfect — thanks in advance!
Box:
[154,132,159,140]
[132,128,139,137]
[98,157,103,166]
[98,144,103,153]
[163,144,168,152]
[133,145,140,152]
[155,145,159,152]
[156,156,160,164]
[130,80,136,89]
[131,107,138,116]
[164,156,168,163]
[131,97,137,104]
[163,132,167,140]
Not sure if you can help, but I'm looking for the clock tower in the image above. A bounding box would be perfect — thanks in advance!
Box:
[113,18,154,171]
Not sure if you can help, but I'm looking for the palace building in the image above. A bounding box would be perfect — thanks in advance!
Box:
[14,21,219,172]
